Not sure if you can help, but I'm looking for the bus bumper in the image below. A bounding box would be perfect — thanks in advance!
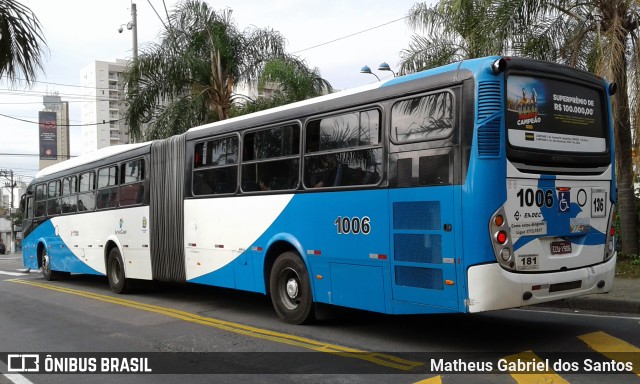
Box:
[466,254,617,313]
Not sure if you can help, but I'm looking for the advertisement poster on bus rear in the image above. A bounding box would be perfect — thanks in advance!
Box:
[506,75,606,153]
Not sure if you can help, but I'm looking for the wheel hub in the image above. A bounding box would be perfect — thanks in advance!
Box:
[286,278,299,299]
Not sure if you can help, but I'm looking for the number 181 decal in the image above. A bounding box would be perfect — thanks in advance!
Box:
[335,216,371,235]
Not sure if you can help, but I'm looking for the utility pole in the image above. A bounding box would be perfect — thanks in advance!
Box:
[132,3,138,62]
[0,169,16,253]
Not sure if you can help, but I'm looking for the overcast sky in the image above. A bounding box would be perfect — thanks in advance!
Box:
[0,0,425,183]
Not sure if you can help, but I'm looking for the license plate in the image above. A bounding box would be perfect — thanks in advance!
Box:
[551,240,572,255]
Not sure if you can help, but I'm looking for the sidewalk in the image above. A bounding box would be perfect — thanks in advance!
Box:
[535,277,640,314]
[1,251,638,314]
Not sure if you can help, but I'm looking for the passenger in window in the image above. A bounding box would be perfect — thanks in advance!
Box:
[77,200,86,211]
[259,178,270,191]
[314,155,340,188]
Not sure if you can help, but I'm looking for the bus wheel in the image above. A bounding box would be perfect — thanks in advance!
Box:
[269,251,315,324]
[42,249,54,281]
[41,249,69,281]
[107,248,129,294]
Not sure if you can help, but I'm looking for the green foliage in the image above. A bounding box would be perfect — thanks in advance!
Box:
[230,56,332,118]
[258,56,332,101]
[9,209,21,228]
[0,0,48,86]
[123,0,288,140]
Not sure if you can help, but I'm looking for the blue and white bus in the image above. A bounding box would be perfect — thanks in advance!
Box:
[21,56,617,324]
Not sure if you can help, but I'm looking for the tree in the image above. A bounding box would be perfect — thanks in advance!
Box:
[0,0,47,86]
[399,0,501,74]
[402,0,640,255]
[124,0,288,140]
[258,56,332,102]
[231,56,333,116]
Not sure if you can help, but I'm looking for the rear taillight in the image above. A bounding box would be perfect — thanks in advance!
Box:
[490,207,515,270]
[496,230,508,244]
[604,204,616,261]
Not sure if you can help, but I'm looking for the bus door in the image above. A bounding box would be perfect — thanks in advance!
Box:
[388,149,459,311]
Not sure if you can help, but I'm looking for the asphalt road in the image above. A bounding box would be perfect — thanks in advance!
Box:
[0,255,639,384]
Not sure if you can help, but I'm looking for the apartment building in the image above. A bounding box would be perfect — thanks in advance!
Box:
[80,59,130,154]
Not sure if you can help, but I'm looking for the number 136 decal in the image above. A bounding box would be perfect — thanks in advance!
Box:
[335,216,371,235]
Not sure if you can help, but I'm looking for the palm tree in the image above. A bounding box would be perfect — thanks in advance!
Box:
[402,0,640,255]
[123,0,288,140]
[399,0,501,74]
[258,56,332,101]
[0,0,47,86]
[231,56,333,116]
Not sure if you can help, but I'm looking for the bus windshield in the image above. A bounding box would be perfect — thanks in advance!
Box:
[506,75,607,154]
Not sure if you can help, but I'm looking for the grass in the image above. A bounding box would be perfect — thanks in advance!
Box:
[615,253,640,279]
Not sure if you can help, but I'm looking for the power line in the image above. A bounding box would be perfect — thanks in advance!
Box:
[0,88,127,103]
[0,153,77,159]
[0,77,128,92]
[292,15,409,54]
[0,112,125,127]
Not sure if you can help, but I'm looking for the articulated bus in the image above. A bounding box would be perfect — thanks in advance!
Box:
[21,56,617,324]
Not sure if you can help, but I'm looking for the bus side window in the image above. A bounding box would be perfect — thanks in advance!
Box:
[241,124,300,192]
[78,171,96,211]
[24,195,34,220]
[304,110,382,188]
[390,91,454,143]
[120,158,145,206]
[34,184,46,217]
[193,136,239,195]
[96,166,118,209]
[46,180,61,216]
[62,176,77,214]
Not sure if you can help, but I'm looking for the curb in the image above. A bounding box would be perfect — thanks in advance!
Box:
[536,296,640,315]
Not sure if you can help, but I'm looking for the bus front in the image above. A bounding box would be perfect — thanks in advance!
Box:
[466,57,617,312]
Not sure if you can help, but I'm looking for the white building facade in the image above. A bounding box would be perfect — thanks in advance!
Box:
[80,59,130,154]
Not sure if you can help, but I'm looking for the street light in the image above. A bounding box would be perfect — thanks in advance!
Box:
[377,62,397,77]
[360,62,398,81]
[118,3,138,61]
[360,65,380,81]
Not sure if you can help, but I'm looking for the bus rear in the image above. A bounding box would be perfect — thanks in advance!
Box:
[465,57,616,312]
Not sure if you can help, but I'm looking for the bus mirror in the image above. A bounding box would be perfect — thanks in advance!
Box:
[491,58,507,74]
[608,82,617,96]
[19,194,26,212]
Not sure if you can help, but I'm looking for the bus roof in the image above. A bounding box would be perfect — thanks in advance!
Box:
[184,57,501,137]
[186,80,385,135]
[35,141,152,180]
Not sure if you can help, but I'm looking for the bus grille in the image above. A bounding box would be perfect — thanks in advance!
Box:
[477,81,501,122]
[477,116,501,158]
[395,266,444,290]
[393,201,440,230]
[477,80,502,158]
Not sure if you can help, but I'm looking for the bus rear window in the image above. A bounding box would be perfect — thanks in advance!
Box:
[506,75,606,153]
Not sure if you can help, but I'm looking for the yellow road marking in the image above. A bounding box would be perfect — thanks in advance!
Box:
[413,376,442,384]
[502,350,569,384]
[9,278,423,371]
[578,331,640,376]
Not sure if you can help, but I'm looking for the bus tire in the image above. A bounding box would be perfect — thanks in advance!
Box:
[107,247,129,294]
[42,248,54,281]
[41,248,69,281]
[269,251,315,324]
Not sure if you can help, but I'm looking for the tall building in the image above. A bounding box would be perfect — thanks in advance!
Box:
[39,94,70,170]
[80,59,130,154]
